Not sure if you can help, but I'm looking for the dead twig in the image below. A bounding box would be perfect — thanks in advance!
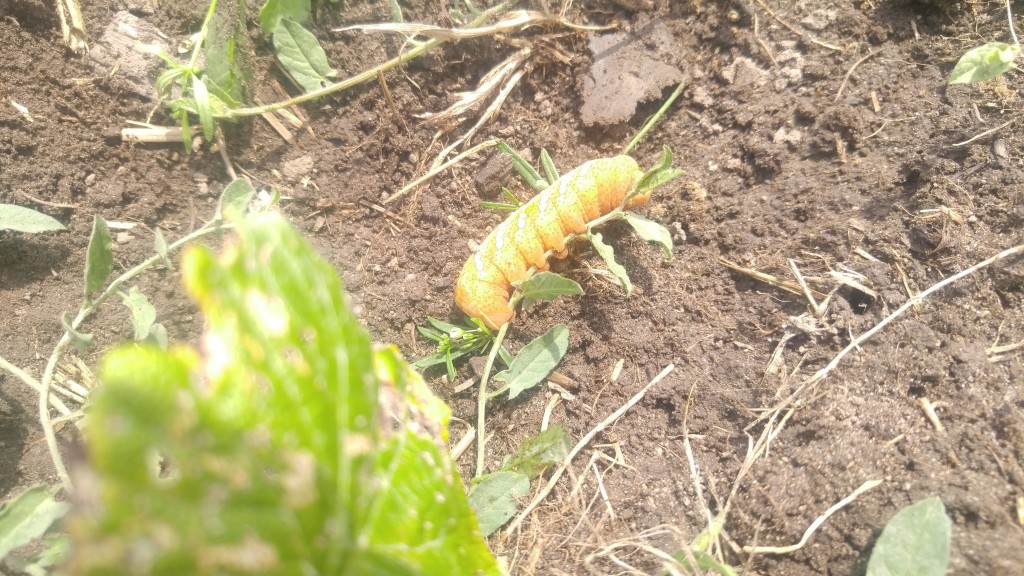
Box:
[15,190,77,210]
[753,0,842,52]
[835,50,880,103]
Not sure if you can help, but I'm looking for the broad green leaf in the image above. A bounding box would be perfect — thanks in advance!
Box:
[273,19,338,93]
[0,484,69,560]
[468,471,530,537]
[589,232,632,295]
[491,324,568,400]
[71,214,499,575]
[192,76,216,141]
[6,533,69,574]
[61,313,92,352]
[216,178,255,220]
[539,148,559,183]
[500,425,569,478]
[0,204,65,233]
[119,285,157,341]
[624,213,673,258]
[513,271,583,310]
[949,42,1020,84]
[83,215,113,300]
[867,497,951,576]
[636,145,685,195]
[498,141,546,190]
[259,0,311,34]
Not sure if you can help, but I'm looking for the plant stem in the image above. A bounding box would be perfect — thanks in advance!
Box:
[1008,0,1020,47]
[38,219,234,495]
[222,2,509,118]
[475,322,508,478]
[622,81,685,155]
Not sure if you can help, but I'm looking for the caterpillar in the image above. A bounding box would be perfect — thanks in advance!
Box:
[455,155,647,330]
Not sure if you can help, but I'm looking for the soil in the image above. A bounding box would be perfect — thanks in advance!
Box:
[2,0,1023,574]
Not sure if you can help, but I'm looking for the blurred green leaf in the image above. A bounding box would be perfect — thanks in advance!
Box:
[0,485,69,561]
[468,471,530,537]
[0,204,65,233]
[192,76,216,140]
[84,215,113,300]
[949,42,1019,84]
[867,497,951,576]
[500,425,569,478]
[492,324,568,400]
[273,19,338,93]
[206,0,251,103]
[70,214,499,575]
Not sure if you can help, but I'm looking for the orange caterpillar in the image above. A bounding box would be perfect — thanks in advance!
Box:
[455,155,647,330]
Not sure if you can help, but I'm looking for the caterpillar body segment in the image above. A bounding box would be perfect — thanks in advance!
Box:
[455,155,645,330]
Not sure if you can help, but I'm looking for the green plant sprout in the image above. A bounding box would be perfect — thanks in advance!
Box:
[141,0,514,150]
[411,316,512,381]
[948,0,1020,84]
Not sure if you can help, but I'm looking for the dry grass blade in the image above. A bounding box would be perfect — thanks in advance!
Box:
[743,480,882,554]
[418,48,532,123]
[336,10,555,40]
[383,138,498,205]
[720,257,827,300]
[56,0,88,54]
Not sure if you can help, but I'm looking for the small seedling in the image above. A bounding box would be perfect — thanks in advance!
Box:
[948,0,1020,84]
[412,317,511,381]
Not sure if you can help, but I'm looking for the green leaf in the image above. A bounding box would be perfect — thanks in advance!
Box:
[636,145,685,195]
[147,322,169,349]
[497,141,546,191]
[192,76,216,141]
[492,324,568,400]
[179,109,193,154]
[206,0,251,103]
[468,471,530,537]
[867,497,951,576]
[589,232,632,295]
[216,178,255,220]
[84,214,113,300]
[71,214,499,575]
[0,204,65,233]
[500,425,570,478]
[670,549,739,576]
[513,271,583,310]
[0,484,69,560]
[539,148,559,183]
[259,0,311,34]
[119,286,157,341]
[624,213,673,258]
[273,19,338,93]
[949,42,1020,84]
[154,228,172,269]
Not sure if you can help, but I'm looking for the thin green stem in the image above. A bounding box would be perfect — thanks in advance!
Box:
[475,322,508,478]
[622,82,685,155]
[189,0,220,72]
[222,2,509,119]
